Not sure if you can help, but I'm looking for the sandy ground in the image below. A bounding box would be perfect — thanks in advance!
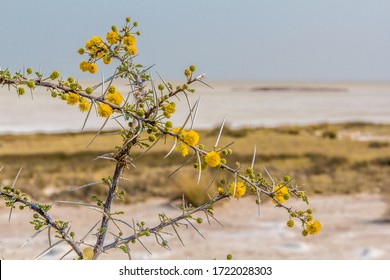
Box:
[1,193,389,260]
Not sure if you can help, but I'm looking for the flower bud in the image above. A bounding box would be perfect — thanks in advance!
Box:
[26,80,35,89]
[287,220,294,227]
[50,71,60,80]
[302,229,308,237]
[184,69,191,77]
[158,84,164,91]
[283,175,291,182]
[136,109,144,116]
[26,68,33,75]
[85,87,93,94]
[165,121,173,128]
[77,48,85,55]
[82,247,94,260]
[126,17,131,23]
[196,217,203,224]
[189,65,196,72]
[108,86,116,93]
[17,87,25,95]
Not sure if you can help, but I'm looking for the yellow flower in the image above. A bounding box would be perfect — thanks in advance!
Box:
[229,181,246,198]
[82,247,94,260]
[79,61,90,72]
[79,98,91,112]
[85,36,107,58]
[66,92,79,105]
[163,102,176,117]
[170,128,189,157]
[103,56,112,65]
[306,220,321,235]
[86,36,103,50]
[272,184,290,204]
[106,91,123,105]
[97,103,112,117]
[179,144,188,157]
[204,151,221,167]
[88,63,98,74]
[183,130,199,146]
[123,35,136,46]
[127,46,137,55]
[106,31,119,44]
[172,127,184,135]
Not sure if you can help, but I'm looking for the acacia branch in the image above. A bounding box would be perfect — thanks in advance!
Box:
[0,192,83,258]
[102,193,229,251]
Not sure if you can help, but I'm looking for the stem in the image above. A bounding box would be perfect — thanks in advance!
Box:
[0,192,83,258]
[103,193,229,251]
[93,162,124,259]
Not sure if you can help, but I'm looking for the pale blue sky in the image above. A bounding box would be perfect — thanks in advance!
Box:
[1,0,390,81]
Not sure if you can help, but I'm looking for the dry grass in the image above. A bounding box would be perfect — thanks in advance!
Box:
[1,123,390,209]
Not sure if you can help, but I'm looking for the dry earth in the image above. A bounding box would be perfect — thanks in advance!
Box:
[1,193,389,260]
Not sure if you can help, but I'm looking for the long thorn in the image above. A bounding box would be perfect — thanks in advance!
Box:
[214,115,226,148]
[251,145,257,169]
[11,167,23,188]
[190,98,201,130]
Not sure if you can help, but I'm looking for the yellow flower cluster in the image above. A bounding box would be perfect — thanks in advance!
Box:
[163,102,176,118]
[204,151,221,167]
[305,220,321,235]
[106,91,123,106]
[229,181,246,198]
[85,36,106,59]
[106,31,119,45]
[79,61,98,74]
[78,19,139,76]
[123,35,137,55]
[79,98,91,112]
[183,129,200,146]
[272,184,290,204]
[171,128,200,157]
[97,103,113,118]
[67,92,80,105]
[66,92,91,113]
